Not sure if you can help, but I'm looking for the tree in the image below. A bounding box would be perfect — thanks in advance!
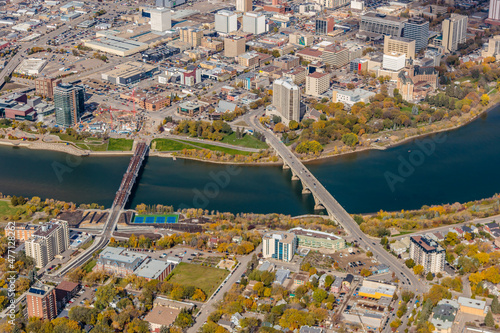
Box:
[366,251,373,257]
[445,232,458,246]
[492,295,500,314]
[175,309,194,328]
[289,120,299,130]
[341,133,359,147]
[405,259,416,269]
[481,94,490,106]
[485,310,495,327]
[413,265,424,276]
[312,289,328,303]
[360,268,372,277]
[426,272,434,281]
[274,123,285,133]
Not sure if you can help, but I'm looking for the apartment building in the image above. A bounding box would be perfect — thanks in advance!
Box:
[305,71,330,96]
[442,14,467,53]
[242,12,266,35]
[25,220,70,268]
[272,77,301,123]
[383,35,415,59]
[236,0,252,12]
[283,66,307,84]
[35,77,62,100]
[215,10,237,33]
[179,27,203,47]
[409,235,445,273]
[224,36,246,57]
[403,17,429,52]
[27,285,57,320]
[262,231,298,262]
[15,224,38,241]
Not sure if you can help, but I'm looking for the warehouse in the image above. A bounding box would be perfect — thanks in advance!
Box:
[15,58,47,75]
[101,61,157,86]
[84,36,148,56]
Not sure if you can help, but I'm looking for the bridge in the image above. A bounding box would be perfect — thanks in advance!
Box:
[56,141,149,277]
[248,116,425,293]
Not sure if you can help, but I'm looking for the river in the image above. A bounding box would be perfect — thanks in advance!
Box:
[1,107,500,215]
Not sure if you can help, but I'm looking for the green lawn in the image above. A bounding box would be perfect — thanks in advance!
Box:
[221,132,268,149]
[178,140,251,155]
[56,133,80,143]
[108,138,133,151]
[168,262,229,297]
[76,142,108,151]
[82,259,97,273]
[0,200,23,217]
[152,139,194,151]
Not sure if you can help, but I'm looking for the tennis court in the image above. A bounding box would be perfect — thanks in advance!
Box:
[132,214,179,224]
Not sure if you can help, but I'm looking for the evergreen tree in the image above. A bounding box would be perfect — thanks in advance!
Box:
[492,295,500,314]
[485,310,495,327]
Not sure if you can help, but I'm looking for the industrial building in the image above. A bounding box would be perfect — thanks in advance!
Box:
[101,61,157,86]
[84,35,149,56]
[262,231,298,262]
[14,58,46,75]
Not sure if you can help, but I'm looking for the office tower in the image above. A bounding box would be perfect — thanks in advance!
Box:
[487,0,500,25]
[26,220,70,268]
[35,77,61,100]
[403,17,429,53]
[272,77,301,123]
[409,235,445,273]
[242,12,266,35]
[150,7,171,32]
[27,285,57,320]
[482,35,500,58]
[224,36,246,57]
[262,231,298,262]
[236,0,252,12]
[321,45,349,68]
[215,10,237,33]
[179,27,204,47]
[442,14,467,53]
[54,83,85,127]
[384,35,416,59]
[382,52,406,71]
[315,17,335,35]
[155,0,185,8]
[359,12,407,36]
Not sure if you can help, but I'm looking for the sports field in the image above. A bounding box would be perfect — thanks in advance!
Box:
[132,214,179,224]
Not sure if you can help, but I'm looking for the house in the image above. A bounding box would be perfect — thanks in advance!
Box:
[218,320,235,332]
[299,326,323,333]
[318,274,328,288]
[372,264,390,275]
[258,261,275,272]
[274,269,290,285]
[231,313,244,328]
[208,237,219,248]
[485,222,500,235]
[331,277,343,293]
[342,274,354,292]
[309,274,319,282]
[145,297,195,333]
[294,272,309,287]
[232,236,243,244]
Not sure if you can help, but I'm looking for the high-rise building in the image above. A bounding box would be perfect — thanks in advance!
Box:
[442,14,467,53]
[382,51,406,71]
[262,231,298,262]
[403,17,429,53]
[315,17,335,35]
[179,27,204,47]
[236,0,252,12]
[26,220,70,268]
[27,285,57,320]
[359,12,407,36]
[409,235,445,273]
[155,0,185,8]
[272,77,301,123]
[150,7,171,32]
[321,45,349,68]
[214,10,237,34]
[224,36,246,57]
[482,35,500,58]
[487,0,500,25]
[54,83,85,128]
[305,71,331,96]
[35,77,61,100]
[384,35,416,59]
[242,12,266,35]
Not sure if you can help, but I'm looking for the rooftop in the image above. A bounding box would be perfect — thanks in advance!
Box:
[289,227,341,240]
[135,259,172,280]
[99,246,148,265]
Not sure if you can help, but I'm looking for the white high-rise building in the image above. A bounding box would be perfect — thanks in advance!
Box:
[236,0,252,12]
[409,235,445,274]
[272,77,301,124]
[214,10,237,34]
[262,231,298,262]
[242,12,266,35]
[382,51,406,71]
[150,7,171,32]
[26,220,70,268]
[442,14,467,53]
[488,0,500,24]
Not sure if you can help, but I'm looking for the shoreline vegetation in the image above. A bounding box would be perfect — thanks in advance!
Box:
[0,94,499,164]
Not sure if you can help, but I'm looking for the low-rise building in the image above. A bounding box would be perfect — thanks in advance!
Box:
[458,297,488,318]
[101,61,157,86]
[134,258,173,281]
[145,297,195,332]
[331,88,375,107]
[95,246,148,277]
[289,227,346,251]
[357,280,396,299]
[283,67,307,84]
[431,299,459,333]
[177,101,205,117]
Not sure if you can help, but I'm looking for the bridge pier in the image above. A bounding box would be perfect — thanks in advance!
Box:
[283,163,290,170]
[291,171,300,181]
[301,180,311,194]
